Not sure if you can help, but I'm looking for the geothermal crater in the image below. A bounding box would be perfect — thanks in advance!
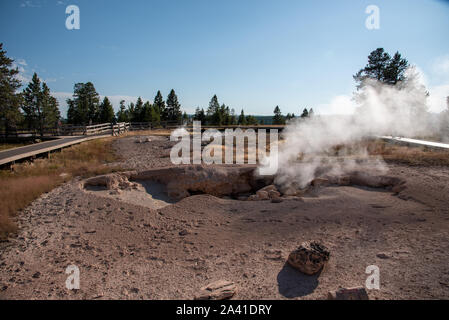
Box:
[82,165,407,209]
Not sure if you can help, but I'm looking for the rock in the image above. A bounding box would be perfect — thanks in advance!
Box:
[271,198,283,203]
[280,186,299,196]
[179,229,190,236]
[287,241,330,275]
[32,272,41,279]
[248,195,259,201]
[84,171,139,192]
[268,190,281,199]
[194,280,236,300]
[376,252,390,259]
[327,287,369,300]
[256,190,270,200]
[258,185,278,193]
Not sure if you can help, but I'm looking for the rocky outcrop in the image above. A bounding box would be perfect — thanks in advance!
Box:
[133,165,274,200]
[248,184,284,201]
[83,171,138,191]
[287,241,330,275]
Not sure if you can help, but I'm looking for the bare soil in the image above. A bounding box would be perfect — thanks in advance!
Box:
[0,135,448,300]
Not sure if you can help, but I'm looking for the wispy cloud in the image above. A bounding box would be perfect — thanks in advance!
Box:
[12,58,32,85]
[20,1,42,8]
[16,59,27,66]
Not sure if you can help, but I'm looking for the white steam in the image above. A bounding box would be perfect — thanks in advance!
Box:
[263,66,434,188]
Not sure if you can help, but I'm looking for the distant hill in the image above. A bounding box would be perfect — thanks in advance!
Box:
[253,116,274,125]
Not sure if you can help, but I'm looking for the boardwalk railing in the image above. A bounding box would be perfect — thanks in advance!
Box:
[1,120,185,140]
[61,122,131,136]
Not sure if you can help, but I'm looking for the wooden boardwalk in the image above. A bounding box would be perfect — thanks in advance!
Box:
[380,136,449,151]
[0,134,110,166]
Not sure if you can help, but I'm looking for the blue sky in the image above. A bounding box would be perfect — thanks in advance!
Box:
[0,0,448,117]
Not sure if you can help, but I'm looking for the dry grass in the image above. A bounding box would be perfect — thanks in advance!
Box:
[123,129,172,137]
[0,138,122,239]
[365,139,449,166]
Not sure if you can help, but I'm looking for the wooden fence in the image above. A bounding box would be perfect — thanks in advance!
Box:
[0,120,184,140]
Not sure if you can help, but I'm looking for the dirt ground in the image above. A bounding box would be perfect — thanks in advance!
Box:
[0,135,448,300]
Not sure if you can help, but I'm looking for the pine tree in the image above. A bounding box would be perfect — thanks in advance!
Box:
[245,115,258,125]
[182,112,189,124]
[238,109,246,125]
[230,108,236,125]
[301,108,309,118]
[154,90,166,120]
[134,97,144,122]
[272,105,285,124]
[354,48,408,88]
[99,97,115,123]
[150,105,160,126]
[165,89,182,122]
[41,83,60,131]
[66,82,100,124]
[384,52,409,85]
[224,106,231,125]
[127,102,136,122]
[141,101,152,122]
[22,73,60,136]
[116,100,129,122]
[22,73,42,131]
[206,95,220,125]
[0,43,23,135]
[194,107,206,124]
[308,108,314,117]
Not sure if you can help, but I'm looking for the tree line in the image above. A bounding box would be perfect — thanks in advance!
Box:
[67,83,184,126]
[192,95,260,126]
[193,94,315,126]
